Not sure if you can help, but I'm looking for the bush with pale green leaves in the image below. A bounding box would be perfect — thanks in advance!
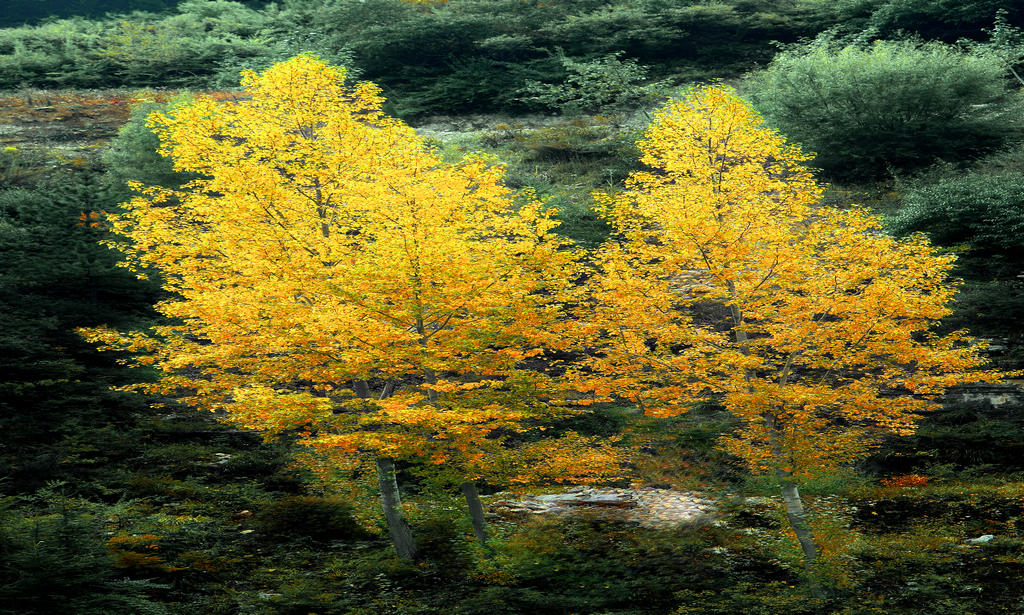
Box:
[517,52,667,116]
[745,40,1019,180]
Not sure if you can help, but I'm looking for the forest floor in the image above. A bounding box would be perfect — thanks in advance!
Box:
[0,90,242,152]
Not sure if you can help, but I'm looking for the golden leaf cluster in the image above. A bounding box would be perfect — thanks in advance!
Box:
[81,60,1005,486]
[573,85,1003,476]
[82,54,590,481]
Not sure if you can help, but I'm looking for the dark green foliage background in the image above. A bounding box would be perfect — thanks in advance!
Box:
[886,170,1024,365]
[0,0,269,28]
[0,0,829,116]
[833,0,1024,43]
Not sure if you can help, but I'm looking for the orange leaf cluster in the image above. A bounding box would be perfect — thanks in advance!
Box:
[573,85,1003,478]
[880,473,929,488]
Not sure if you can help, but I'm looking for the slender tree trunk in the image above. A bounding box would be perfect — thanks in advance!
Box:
[733,262,825,600]
[411,334,493,552]
[460,481,494,554]
[376,457,418,561]
[775,467,826,600]
[352,381,418,560]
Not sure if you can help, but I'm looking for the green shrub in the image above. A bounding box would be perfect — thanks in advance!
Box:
[0,168,164,492]
[888,171,1024,280]
[0,0,836,106]
[253,495,369,542]
[531,1,828,77]
[464,516,789,615]
[847,523,1024,614]
[390,57,556,118]
[0,1,179,28]
[209,35,358,89]
[0,3,276,89]
[300,0,830,116]
[886,170,1024,356]
[101,95,198,203]
[0,496,168,615]
[867,401,1024,475]
[518,52,666,116]
[412,516,474,568]
[833,0,1024,43]
[0,0,833,113]
[94,3,276,86]
[745,40,1019,180]
[675,582,825,615]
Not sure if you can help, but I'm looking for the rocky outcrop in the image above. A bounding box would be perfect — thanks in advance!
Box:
[943,382,1024,409]
[487,486,716,528]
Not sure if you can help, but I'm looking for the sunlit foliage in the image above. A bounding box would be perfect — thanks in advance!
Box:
[579,85,1000,479]
[82,55,582,483]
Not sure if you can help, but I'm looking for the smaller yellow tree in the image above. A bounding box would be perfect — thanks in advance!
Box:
[82,55,586,560]
[577,86,1003,591]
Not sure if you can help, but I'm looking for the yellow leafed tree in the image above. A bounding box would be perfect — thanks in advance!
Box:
[82,55,586,560]
[578,86,1002,592]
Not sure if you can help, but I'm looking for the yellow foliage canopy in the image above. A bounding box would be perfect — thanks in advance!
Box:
[578,86,1002,476]
[82,55,583,470]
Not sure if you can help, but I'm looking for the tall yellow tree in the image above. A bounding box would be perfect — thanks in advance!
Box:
[578,86,1002,592]
[82,55,580,560]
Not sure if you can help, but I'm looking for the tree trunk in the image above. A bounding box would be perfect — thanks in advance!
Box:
[376,457,418,561]
[409,345,491,553]
[775,468,826,600]
[460,481,494,554]
[353,382,418,561]
[352,379,370,399]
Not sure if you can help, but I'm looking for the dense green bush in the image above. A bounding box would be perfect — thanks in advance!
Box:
[518,52,666,115]
[0,165,162,492]
[0,496,167,615]
[745,40,1019,180]
[463,517,789,615]
[867,401,1024,474]
[0,1,270,29]
[0,2,277,88]
[832,0,1024,43]
[101,95,199,203]
[522,0,830,76]
[888,171,1024,280]
[353,0,829,116]
[0,166,160,325]
[0,0,834,114]
[253,496,369,542]
[886,170,1024,357]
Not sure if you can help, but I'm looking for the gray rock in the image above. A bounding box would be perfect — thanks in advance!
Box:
[536,493,583,503]
[575,494,637,508]
[488,486,715,526]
